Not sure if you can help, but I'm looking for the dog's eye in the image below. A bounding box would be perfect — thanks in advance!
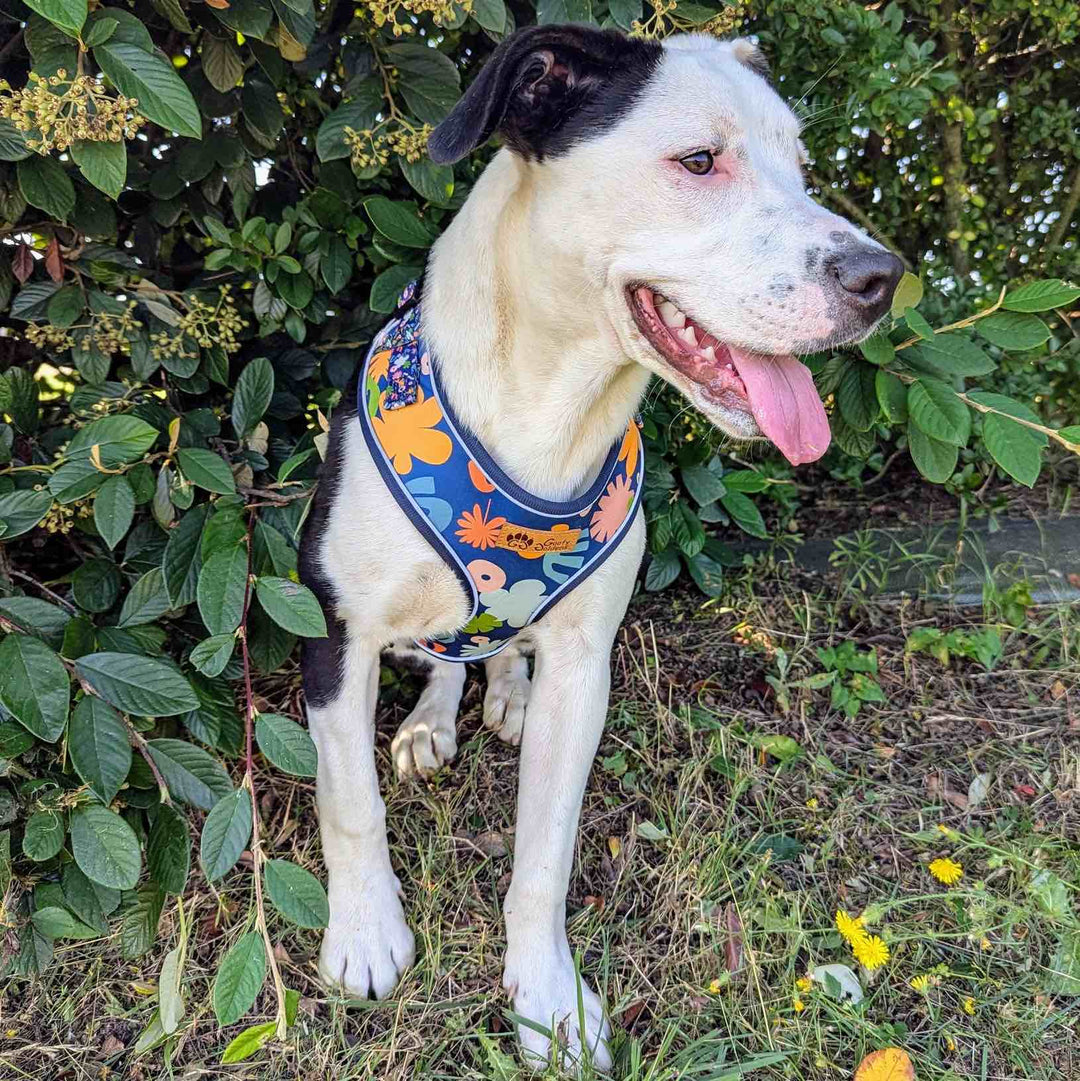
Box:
[679,151,714,176]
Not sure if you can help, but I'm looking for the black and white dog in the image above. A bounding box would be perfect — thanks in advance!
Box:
[299,25,901,1069]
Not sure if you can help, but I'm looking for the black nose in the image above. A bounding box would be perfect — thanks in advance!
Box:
[831,247,904,320]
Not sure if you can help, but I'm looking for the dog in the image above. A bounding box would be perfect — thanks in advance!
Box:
[298,24,902,1070]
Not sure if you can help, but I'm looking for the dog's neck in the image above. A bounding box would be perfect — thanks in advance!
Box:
[423,152,651,502]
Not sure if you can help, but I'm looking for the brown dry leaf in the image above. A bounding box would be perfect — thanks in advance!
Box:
[874,744,898,759]
[13,242,34,282]
[854,1047,915,1081]
[45,235,64,283]
[927,771,968,812]
[1050,680,1067,701]
[607,836,621,859]
[100,1035,125,1056]
[723,902,744,973]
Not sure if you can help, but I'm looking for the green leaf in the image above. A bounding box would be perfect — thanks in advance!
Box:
[221,1020,277,1064]
[907,422,958,483]
[118,567,171,628]
[902,334,995,377]
[837,362,878,432]
[370,264,424,314]
[890,271,923,317]
[252,520,298,579]
[471,0,506,31]
[197,544,249,636]
[907,379,971,446]
[200,787,252,881]
[23,0,86,37]
[645,550,680,592]
[83,15,117,45]
[1057,425,1080,445]
[255,713,317,777]
[159,942,185,1034]
[214,932,267,1026]
[68,696,132,804]
[254,576,327,637]
[981,414,1043,488]
[0,597,69,646]
[363,196,435,249]
[719,490,767,539]
[31,906,100,940]
[875,369,908,424]
[321,235,354,295]
[71,139,126,199]
[202,34,244,92]
[722,470,768,493]
[163,503,209,607]
[70,804,141,890]
[859,334,894,366]
[75,652,199,717]
[904,306,934,340]
[242,76,285,147]
[18,155,76,221]
[1045,930,1080,996]
[72,558,122,613]
[146,804,190,894]
[680,463,725,506]
[685,551,724,598]
[66,415,159,464]
[121,884,164,958]
[23,809,65,861]
[94,42,202,139]
[0,488,54,539]
[537,0,592,22]
[176,447,236,494]
[0,634,70,742]
[0,118,32,161]
[385,44,461,126]
[975,312,1051,351]
[190,634,235,677]
[263,858,329,928]
[232,356,275,439]
[1003,279,1080,313]
[93,474,135,549]
[147,738,233,810]
[400,157,455,206]
[61,861,110,932]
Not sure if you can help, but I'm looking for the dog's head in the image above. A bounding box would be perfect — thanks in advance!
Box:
[430,27,903,466]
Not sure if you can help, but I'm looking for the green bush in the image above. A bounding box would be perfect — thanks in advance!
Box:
[0,0,1078,1059]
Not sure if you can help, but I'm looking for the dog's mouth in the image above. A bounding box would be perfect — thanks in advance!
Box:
[627,286,831,466]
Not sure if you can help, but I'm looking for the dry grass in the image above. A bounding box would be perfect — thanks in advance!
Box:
[3,549,1079,1080]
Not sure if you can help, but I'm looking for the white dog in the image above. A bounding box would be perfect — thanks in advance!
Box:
[299,25,901,1070]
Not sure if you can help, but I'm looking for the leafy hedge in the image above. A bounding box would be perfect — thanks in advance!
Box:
[0,0,1078,1061]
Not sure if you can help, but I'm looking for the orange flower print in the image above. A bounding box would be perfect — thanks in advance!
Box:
[371,387,452,475]
[590,474,634,542]
[468,459,496,493]
[456,501,506,549]
[617,420,639,479]
[369,349,392,384]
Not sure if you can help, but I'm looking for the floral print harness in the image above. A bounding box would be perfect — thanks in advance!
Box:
[358,282,645,662]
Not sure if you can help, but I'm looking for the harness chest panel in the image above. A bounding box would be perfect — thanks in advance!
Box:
[357,289,645,662]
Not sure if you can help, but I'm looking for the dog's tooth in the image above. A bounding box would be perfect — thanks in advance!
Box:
[680,325,697,347]
[659,301,686,329]
[701,345,716,362]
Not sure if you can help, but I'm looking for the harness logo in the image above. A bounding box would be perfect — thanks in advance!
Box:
[493,524,581,556]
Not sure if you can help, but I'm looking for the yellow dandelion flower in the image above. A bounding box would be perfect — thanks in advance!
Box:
[708,978,722,994]
[793,997,805,1013]
[795,976,812,993]
[929,857,964,885]
[806,797,819,810]
[945,1034,957,1052]
[835,909,868,945]
[910,974,931,992]
[853,934,890,970]
[980,937,992,952]
[962,996,976,1016]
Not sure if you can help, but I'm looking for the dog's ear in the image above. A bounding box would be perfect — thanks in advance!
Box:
[427,25,661,165]
[731,38,769,80]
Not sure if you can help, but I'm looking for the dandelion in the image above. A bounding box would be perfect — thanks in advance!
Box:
[792,997,805,1013]
[937,823,960,840]
[910,974,932,993]
[962,996,976,1015]
[853,934,890,970]
[795,976,812,993]
[805,797,819,810]
[708,978,722,994]
[980,937,992,952]
[929,857,964,885]
[836,909,868,946]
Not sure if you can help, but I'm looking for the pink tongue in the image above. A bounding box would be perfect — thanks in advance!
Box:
[727,348,831,466]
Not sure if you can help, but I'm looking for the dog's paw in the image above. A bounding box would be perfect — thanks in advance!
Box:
[318,878,416,999]
[391,701,458,778]
[503,951,612,1074]
[482,669,530,746]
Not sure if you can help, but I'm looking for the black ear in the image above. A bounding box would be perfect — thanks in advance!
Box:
[427,25,662,165]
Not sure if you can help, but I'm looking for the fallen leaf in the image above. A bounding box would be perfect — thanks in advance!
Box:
[607,837,621,859]
[583,894,605,913]
[473,831,508,858]
[927,771,968,812]
[621,1000,647,1027]
[811,963,863,1004]
[1050,680,1067,701]
[45,236,64,283]
[854,1046,915,1081]
[13,242,34,283]
[101,1035,125,1056]
[1068,573,1080,589]
[967,771,992,809]
[723,902,744,973]
[1014,784,1036,800]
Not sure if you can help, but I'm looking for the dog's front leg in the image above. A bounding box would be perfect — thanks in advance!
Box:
[502,634,614,1072]
[307,631,415,998]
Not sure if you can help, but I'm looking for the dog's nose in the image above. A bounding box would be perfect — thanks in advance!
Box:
[832,248,904,320]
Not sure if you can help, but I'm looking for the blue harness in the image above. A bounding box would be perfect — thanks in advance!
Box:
[357,283,644,662]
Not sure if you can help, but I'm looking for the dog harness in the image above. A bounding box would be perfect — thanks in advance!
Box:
[358,281,645,662]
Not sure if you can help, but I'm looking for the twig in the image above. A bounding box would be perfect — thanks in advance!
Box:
[126,726,171,805]
[7,569,78,614]
[239,515,289,1040]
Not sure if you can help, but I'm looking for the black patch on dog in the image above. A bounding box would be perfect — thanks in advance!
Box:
[428,25,662,165]
[298,377,357,709]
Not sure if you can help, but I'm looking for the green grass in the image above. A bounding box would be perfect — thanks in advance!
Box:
[3,545,1079,1080]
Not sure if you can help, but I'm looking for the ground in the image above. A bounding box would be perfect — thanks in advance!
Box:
[2,479,1079,1081]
